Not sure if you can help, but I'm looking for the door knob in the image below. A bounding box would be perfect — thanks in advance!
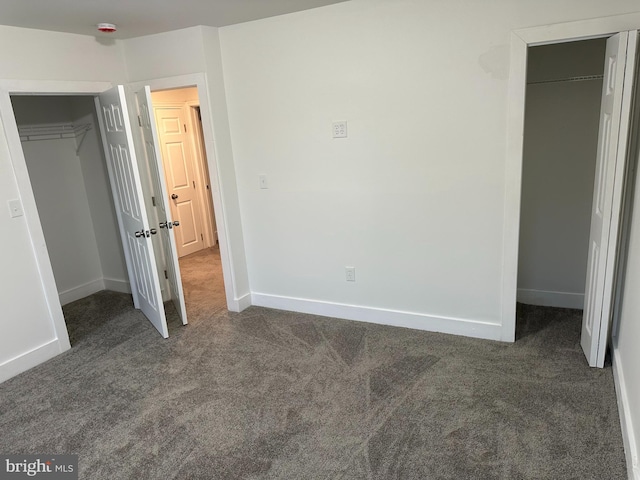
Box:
[172,221,180,227]
[149,228,157,235]
[159,221,168,229]
[171,194,179,200]
[134,230,144,238]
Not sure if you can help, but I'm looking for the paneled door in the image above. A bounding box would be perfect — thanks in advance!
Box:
[154,105,205,257]
[96,86,169,338]
[136,86,188,325]
[581,32,637,367]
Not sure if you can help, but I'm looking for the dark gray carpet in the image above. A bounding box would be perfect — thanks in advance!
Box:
[0,252,627,479]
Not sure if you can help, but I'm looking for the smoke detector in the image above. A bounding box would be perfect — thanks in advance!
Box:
[97,23,117,33]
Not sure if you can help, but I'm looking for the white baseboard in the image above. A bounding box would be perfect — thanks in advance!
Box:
[103,277,131,294]
[612,346,640,480]
[517,288,584,309]
[58,277,131,306]
[251,293,502,341]
[0,338,69,384]
[236,292,252,312]
[59,278,105,306]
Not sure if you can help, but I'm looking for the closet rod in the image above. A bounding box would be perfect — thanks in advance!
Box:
[18,123,92,143]
[528,74,603,85]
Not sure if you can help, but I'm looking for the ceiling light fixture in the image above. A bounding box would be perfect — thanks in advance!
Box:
[97,23,117,33]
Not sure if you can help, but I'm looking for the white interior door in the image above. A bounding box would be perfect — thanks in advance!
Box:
[154,105,205,257]
[581,32,636,367]
[96,86,169,338]
[136,87,188,325]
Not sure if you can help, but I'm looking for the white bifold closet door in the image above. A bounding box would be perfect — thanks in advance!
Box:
[96,86,169,338]
[581,31,637,367]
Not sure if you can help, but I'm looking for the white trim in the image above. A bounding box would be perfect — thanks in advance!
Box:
[516,13,640,46]
[251,293,502,341]
[129,73,243,312]
[612,346,640,480]
[186,100,217,249]
[236,292,252,312]
[103,277,131,294]
[501,14,640,344]
[516,289,584,309]
[59,279,105,306]
[0,339,66,384]
[0,80,112,95]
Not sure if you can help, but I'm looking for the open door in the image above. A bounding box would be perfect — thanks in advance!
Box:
[135,86,188,325]
[581,32,637,367]
[153,104,206,257]
[96,86,169,338]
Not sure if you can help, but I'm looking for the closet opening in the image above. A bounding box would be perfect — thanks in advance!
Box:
[516,39,607,341]
[10,94,131,343]
[149,86,226,317]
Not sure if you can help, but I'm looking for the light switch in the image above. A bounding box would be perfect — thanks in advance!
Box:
[8,199,23,218]
[332,121,347,138]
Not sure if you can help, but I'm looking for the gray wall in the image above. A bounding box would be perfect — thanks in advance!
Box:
[517,39,606,308]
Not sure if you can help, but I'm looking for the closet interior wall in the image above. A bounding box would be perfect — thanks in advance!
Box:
[12,95,129,305]
[517,38,607,309]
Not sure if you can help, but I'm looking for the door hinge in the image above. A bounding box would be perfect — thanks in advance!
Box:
[193,180,196,188]
[151,196,156,207]
[201,233,204,241]
[138,115,142,127]
[184,124,187,133]
[164,270,168,279]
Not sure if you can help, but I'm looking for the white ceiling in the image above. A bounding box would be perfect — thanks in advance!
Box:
[0,0,350,39]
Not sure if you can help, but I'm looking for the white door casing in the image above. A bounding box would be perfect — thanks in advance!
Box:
[136,86,188,325]
[154,105,205,258]
[96,85,169,338]
[581,32,637,367]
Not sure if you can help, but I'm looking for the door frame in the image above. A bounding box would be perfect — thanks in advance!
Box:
[501,13,640,343]
[129,73,240,311]
[0,80,114,352]
[186,101,217,249]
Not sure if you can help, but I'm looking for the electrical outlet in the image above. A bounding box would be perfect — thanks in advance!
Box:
[332,121,347,138]
[345,266,356,282]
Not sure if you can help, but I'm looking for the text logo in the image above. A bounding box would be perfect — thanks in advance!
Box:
[0,456,77,479]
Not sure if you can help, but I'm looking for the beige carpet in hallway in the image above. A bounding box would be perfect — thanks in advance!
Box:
[175,245,227,321]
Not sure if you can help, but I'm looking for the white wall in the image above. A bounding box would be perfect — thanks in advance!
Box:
[0,26,127,382]
[615,161,640,477]
[517,39,605,309]
[218,0,640,336]
[123,27,206,82]
[151,86,198,103]
[0,25,127,82]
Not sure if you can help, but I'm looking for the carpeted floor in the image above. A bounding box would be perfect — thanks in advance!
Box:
[0,252,627,479]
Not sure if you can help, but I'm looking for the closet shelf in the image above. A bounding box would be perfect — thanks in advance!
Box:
[528,74,604,85]
[18,122,92,142]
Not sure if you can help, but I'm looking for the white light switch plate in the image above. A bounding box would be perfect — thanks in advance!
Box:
[8,199,23,218]
[332,121,347,138]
